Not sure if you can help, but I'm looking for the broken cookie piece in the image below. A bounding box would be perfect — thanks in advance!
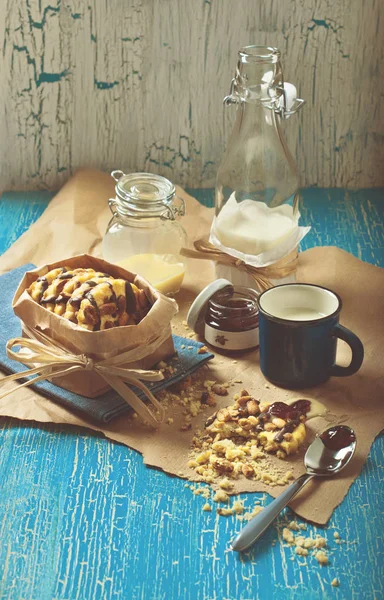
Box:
[205,398,309,456]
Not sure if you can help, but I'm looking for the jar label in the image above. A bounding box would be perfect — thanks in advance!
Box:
[204,324,259,351]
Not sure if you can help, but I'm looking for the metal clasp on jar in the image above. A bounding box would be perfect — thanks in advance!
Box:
[160,196,186,221]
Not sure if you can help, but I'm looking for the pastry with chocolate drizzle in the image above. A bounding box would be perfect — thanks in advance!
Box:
[205,392,310,456]
[28,266,151,331]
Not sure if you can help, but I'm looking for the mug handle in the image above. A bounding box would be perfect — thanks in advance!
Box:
[329,324,364,377]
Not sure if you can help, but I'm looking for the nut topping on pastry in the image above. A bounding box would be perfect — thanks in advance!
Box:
[205,397,310,456]
[28,266,151,330]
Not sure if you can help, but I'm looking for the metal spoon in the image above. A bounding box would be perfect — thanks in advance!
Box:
[231,425,357,552]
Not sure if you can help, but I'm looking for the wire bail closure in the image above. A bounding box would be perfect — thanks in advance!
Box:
[223,77,305,118]
[109,170,185,221]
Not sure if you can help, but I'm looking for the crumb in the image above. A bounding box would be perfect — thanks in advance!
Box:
[181,344,185,349]
[295,546,308,556]
[288,521,300,531]
[331,578,339,587]
[197,346,208,354]
[166,417,174,425]
[314,550,329,566]
[182,320,188,326]
[180,424,192,431]
[202,503,212,512]
[218,477,234,491]
[187,346,193,350]
[213,490,229,503]
[232,360,238,364]
[233,379,242,383]
[192,486,210,499]
[240,505,263,522]
[299,523,307,530]
[232,500,245,514]
[333,531,340,539]
[217,507,234,516]
[283,528,295,544]
[177,470,184,476]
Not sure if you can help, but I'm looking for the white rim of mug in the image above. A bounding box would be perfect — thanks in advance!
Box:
[257,283,342,325]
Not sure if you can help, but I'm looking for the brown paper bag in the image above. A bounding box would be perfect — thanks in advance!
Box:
[12,254,178,397]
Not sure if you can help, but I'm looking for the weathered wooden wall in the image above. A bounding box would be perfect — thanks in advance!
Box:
[0,0,383,192]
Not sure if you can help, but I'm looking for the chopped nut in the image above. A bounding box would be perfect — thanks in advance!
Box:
[240,389,250,397]
[272,417,286,429]
[99,302,118,316]
[333,531,340,539]
[202,503,212,512]
[295,546,308,556]
[246,400,260,416]
[237,395,253,406]
[83,305,98,325]
[264,422,277,432]
[242,463,255,478]
[238,418,253,430]
[283,432,293,441]
[331,578,339,587]
[197,346,209,354]
[180,423,192,431]
[211,384,229,396]
[216,408,231,422]
[212,459,234,473]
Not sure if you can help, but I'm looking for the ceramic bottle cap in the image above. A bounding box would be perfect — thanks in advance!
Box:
[187,279,234,335]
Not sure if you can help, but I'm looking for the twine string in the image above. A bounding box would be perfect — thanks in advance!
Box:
[0,324,167,427]
[180,239,298,292]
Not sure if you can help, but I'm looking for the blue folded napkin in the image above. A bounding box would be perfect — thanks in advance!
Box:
[0,265,213,423]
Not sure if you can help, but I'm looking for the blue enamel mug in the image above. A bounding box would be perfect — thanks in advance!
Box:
[257,284,364,388]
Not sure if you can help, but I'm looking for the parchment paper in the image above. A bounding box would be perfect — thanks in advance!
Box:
[0,169,383,524]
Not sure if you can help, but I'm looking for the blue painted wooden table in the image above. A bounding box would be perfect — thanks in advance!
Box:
[0,189,383,600]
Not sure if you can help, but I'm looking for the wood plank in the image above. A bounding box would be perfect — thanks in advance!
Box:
[1,0,383,191]
[0,189,383,600]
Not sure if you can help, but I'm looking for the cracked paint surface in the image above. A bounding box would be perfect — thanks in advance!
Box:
[0,0,383,191]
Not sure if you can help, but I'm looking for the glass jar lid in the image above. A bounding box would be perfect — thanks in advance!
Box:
[111,171,180,219]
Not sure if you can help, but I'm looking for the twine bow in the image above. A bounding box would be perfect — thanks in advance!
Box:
[0,325,168,427]
[180,239,298,291]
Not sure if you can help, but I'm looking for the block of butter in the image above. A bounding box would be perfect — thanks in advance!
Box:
[117,254,185,295]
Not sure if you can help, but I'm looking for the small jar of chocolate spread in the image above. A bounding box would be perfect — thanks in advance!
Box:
[187,279,259,352]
